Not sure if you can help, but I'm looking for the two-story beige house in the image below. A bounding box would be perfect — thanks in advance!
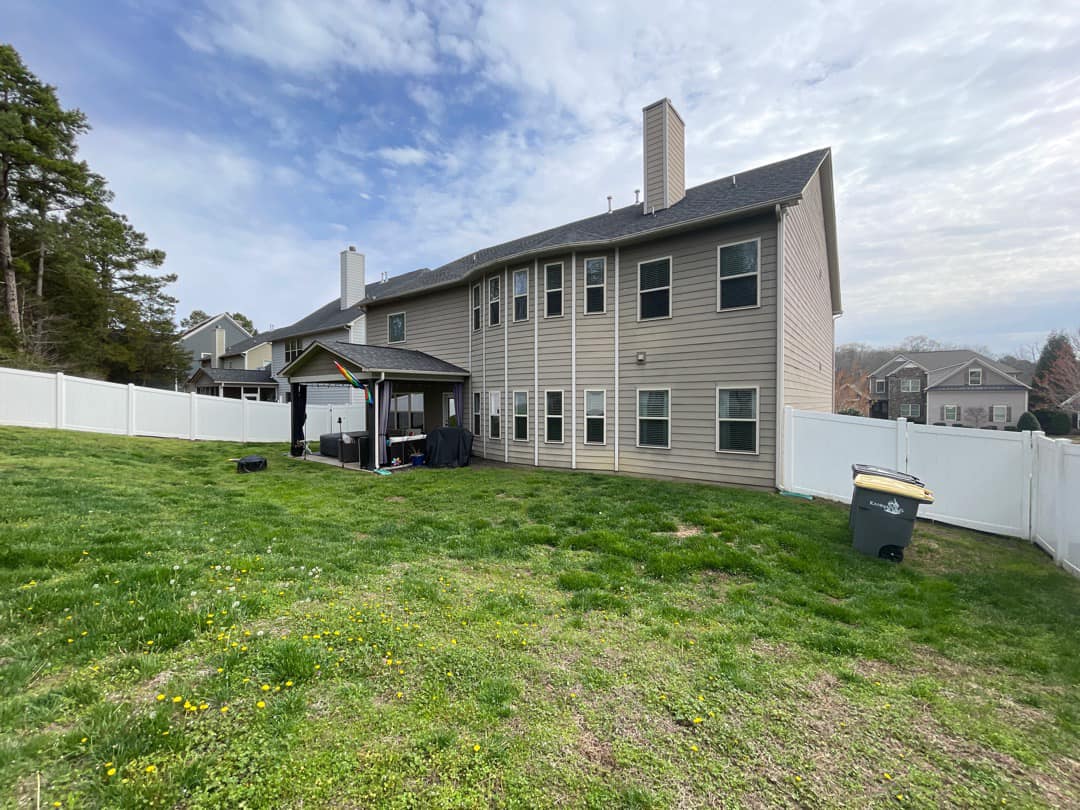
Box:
[280,99,841,489]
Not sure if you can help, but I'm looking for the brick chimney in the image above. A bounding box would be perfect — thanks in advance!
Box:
[340,246,365,309]
[642,98,685,213]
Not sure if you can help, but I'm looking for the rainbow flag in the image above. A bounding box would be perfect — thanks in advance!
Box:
[332,361,374,405]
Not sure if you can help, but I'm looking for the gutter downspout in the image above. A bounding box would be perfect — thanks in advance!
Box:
[774,203,787,491]
[373,372,385,470]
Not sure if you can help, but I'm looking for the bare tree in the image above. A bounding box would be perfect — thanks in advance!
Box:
[963,406,987,428]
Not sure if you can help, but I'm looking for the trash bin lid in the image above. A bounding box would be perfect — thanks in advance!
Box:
[854,474,934,503]
[851,464,924,486]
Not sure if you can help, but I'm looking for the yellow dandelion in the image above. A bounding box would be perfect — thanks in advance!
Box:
[883,773,892,781]
[172,696,182,703]
[220,705,229,714]
[285,680,293,687]
[473,744,481,752]
[156,694,165,701]
[256,700,266,709]
[106,767,117,776]
[144,764,157,774]
[146,640,153,646]
[261,684,270,691]
[693,716,703,724]
[690,745,699,752]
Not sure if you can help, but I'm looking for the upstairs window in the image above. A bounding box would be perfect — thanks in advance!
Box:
[638,258,671,320]
[544,263,563,317]
[900,378,920,393]
[488,276,501,327]
[472,283,481,331]
[874,379,886,394]
[716,387,758,453]
[545,390,564,443]
[513,268,529,322]
[717,239,759,310]
[513,391,528,441]
[584,390,606,444]
[584,257,606,314]
[637,389,670,448]
[473,391,481,435]
[968,368,982,386]
[489,390,501,438]
[388,312,406,343]
[284,338,304,364]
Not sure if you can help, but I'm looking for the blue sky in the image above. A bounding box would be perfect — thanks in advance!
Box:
[7,0,1079,354]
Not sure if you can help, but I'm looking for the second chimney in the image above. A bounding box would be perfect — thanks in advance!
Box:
[642,98,685,214]
[340,246,366,310]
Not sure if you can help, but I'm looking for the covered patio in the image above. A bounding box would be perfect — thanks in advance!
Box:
[279,341,469,470]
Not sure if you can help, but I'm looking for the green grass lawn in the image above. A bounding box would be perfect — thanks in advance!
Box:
[1,427,1078,809]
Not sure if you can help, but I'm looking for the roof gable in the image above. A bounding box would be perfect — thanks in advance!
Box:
[180,312,252,341]
[280,340,468,379]
[928,357,1030,389]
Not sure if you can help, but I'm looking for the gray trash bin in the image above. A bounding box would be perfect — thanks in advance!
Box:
[850,473,934,562]
[849,465,924,527]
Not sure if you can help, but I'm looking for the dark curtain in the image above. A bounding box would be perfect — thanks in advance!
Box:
[452,382,463,428]
[378,380,392,464]
[289,383,307,456]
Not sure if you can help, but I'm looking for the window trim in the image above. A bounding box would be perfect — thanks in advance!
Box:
[968,368,983,386]
[488,275,501,327]
[715,386,759,455]
[900,378,920,393]
[874,379,886,394]
[583,389,607,446]
[636,387,671,449]
[900,403,921,418]
[472,391,482,436]
[512,267,529,323]
[389,391,425,432]
[544,389,565,444]
[715,238,761,312]
[944,404,960,422]
[471,282,482,331]
[387,311,406,344]
[284,338,304,365]
[991,404,1008,423]
[489,390,501,439]
[637,256,673,321]
[583,256,607,315]
[512,390,529,442]
[543,262,564,319]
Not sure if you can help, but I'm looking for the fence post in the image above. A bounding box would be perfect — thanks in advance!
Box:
[126,383,136,436]
[1053,439,1066,564]
[189,392,198,440]
[782,406,795,491]
[1022,431,1037,542]
[895,417,908,472]
[55,372,65,430]
[241,397,248,444]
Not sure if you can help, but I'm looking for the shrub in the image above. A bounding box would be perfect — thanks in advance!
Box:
[1016,411,1041,432]
[932,422,946,426]
[838,408,863,417]
[1033,410,1054,430]
[1004,425,1019,432]
[980,425,998,430]
[1045,411,1072,436]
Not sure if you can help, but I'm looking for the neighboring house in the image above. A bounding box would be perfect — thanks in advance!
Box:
[867,350,1030,427]
[277,98,842,488]
[220,335,272,371]
[187,367,279,401]
[178,313,253,376]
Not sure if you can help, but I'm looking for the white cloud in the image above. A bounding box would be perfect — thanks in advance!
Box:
[374,146,431,166]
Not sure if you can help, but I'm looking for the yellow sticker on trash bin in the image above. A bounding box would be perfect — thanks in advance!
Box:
[853,474,934,504]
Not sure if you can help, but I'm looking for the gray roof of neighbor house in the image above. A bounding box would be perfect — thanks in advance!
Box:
[282,341,468,378]
[221,334,270,357]
[869,350,1027,388]
[188,367,276,385]
[267,147,837,342]
[179,312,252,340]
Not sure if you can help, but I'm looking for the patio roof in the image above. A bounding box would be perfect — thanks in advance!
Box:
[280,340,469,383]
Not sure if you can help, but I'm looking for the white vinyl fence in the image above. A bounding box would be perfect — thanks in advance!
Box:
[782,407,1079,578]
[0,367,364,444]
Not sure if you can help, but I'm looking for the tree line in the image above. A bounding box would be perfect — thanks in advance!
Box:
[0,44,187,387]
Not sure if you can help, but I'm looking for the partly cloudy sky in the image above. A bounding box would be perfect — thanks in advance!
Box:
[7,0,1079,353]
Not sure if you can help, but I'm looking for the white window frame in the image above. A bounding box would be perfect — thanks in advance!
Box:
[512,268,529,323]
[583,256,607,315]
[284,338,303,364]
[715,386,759,455]
[716,238,761,312]
[471,283,482,331]
[488,276,501,327]
[544,262,564,318]
[944,404,960,422]
[875,379,886,394]
[489,390,501,439]
[900,378,920,393]
[968,368,982,386]
[583,389,607,445]
[637,256,672,321]
[442,392,457,428]
[387,312,406,344]
[513,390,529,442]
[900,403,921,418]
[473,391,482,436]
[544,389,564,444]
[390,392,425,432]
[636,387,671,449]
[991,404,1008,423]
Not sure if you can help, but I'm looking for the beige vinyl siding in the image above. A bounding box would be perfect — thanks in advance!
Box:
[365,285,469,370]
[933,362,1024,389]
[574,251,616,471]
[782,168,834,413]
[617,215,778,488]
[475,269,508,461]
[926,389,1028,426]
[643,103,666,212]
[506,265,535,465]
[665,104,685,206]
[536,255,572,468]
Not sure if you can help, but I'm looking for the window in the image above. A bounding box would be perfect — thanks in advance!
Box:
[545,390,564,443]
[472,283,481,331]
[637,389,670,448]
[489,391,501,438]
[717,239,759,310]
[584,390,606,444]
[900,378,920,393]
[544,263,563,317]
[968,368,982,386]
[443,393,457,427]
[716,388,758,453]
[992,404,1008,423]
[488,276,501,326]
[388,312,406,343]
[513,268,529,322]
[638,257,671,320]
[944,404,960,422]
[900,403,921,418]
[473,391,481,435]
[284,338,304,364]
[875,379,886,394]
[584,257,606,314]
[390,392,424,431]
[513,391,528,441]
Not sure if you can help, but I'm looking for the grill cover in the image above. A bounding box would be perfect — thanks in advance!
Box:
[424,427,473,468]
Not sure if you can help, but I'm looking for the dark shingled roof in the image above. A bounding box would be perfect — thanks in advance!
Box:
[268,148,832,340]
[222,335,269,356]
[189,367,275,385]
[285,341,468,377]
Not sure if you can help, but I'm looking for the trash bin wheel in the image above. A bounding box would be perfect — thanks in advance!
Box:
[878,545,904,563]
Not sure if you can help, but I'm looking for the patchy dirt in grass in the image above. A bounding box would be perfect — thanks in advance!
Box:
[385,496,406,503]
[750,639,800,663]
[653,523,704,538]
